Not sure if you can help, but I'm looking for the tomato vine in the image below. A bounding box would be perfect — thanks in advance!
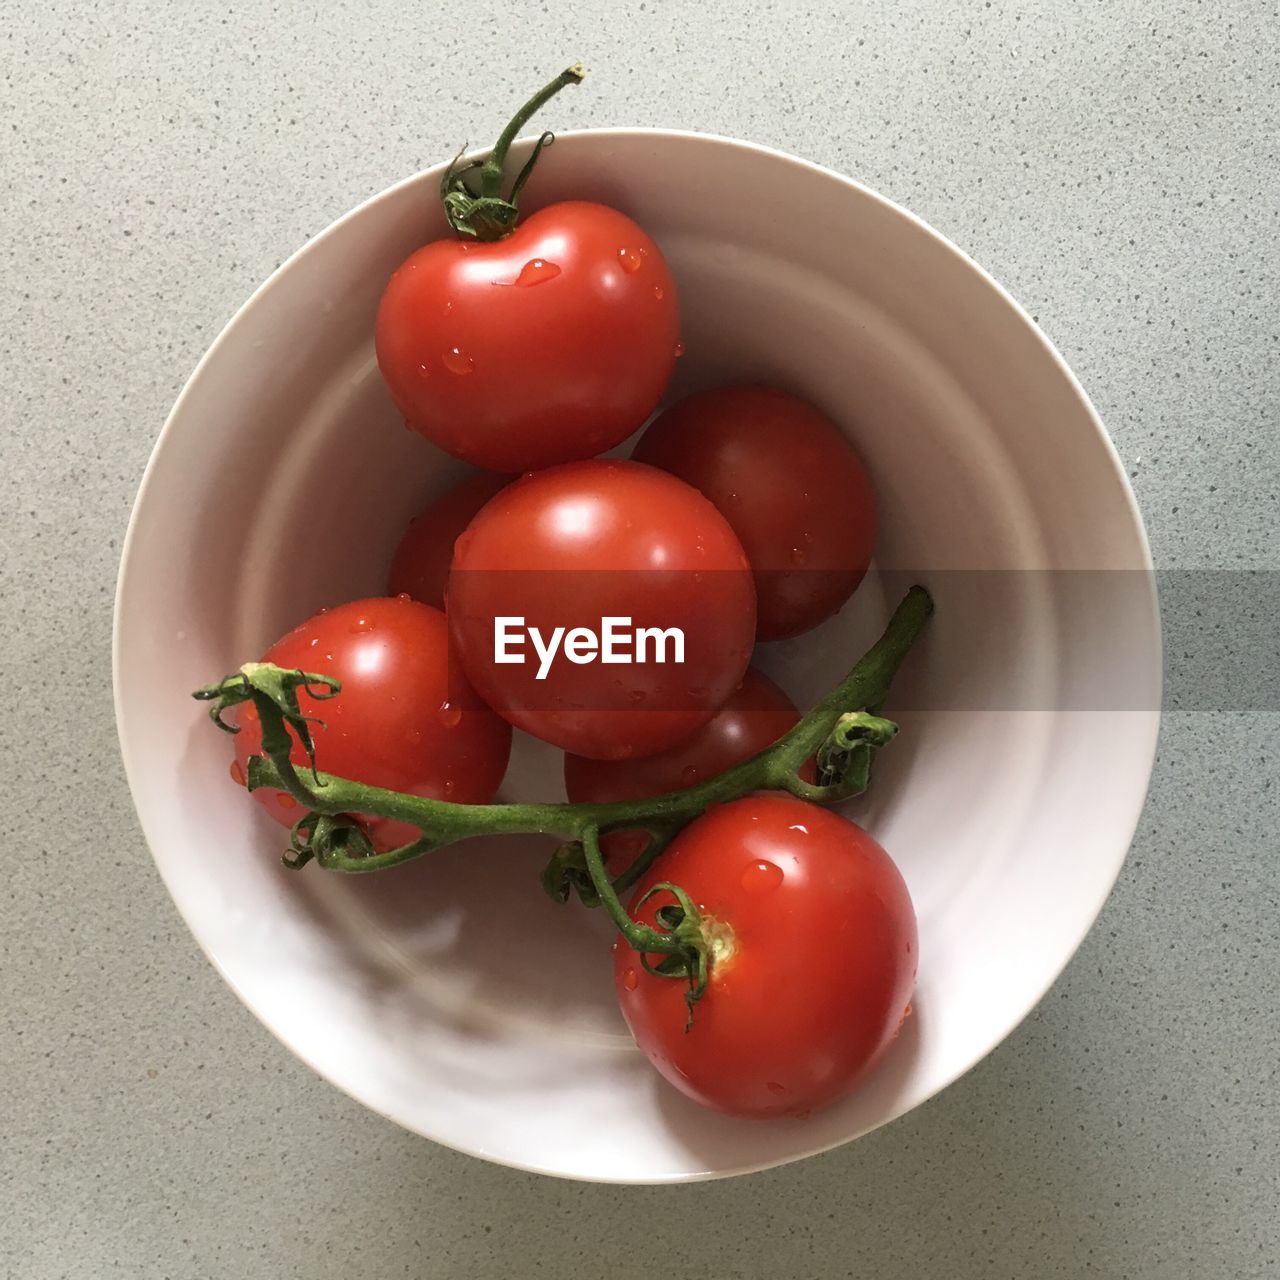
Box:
[194,585,932,1016]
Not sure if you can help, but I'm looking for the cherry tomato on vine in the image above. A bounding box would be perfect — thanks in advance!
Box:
[633,384,877,641]
[387,471,510,609]
[616,793,916,1118]
[564,668,815,868]
[375,67,679,472]
[447,459,757,761]
[232,597,511,852]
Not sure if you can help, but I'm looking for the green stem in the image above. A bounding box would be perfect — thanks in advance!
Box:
[478,64,584,198]
[206,586,933,875]
[441,64,584,241]
[579,826,680,955]
[197,586,931,1011]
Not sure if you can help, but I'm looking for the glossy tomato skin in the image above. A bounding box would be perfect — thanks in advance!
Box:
[232,597,511,852]
[633,385,876,641]
[376,202,679,472]
[564,668,814,866]
[448,460,757,761]
[387,471,510,609]
[616,794,916,1118]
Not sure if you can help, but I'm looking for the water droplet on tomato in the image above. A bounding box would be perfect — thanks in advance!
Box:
[276,791,298,810]
[741,859,783,894]
[789,546,808,566]
[416,362,431,381]
[309,637,320,648]
[443,779,456,797]
[349,615,373,633]
[679,765,699,787]
[652,284,664,300]
[442,300,454,314]
[407,728,422,746]
[395,592,411,603]
[787,822,810,835]
[618,247,642,273]
[438,701,463,728]
[621,968,639,991]
[515,258,561,287]
[229,759,246,786]
[323,653,334,663]
[627,690,646,705]
[673,340,685,358]
[766,1081,786,1096]
[441,347,475,375]
[694,535,706,556]
[316,606,328,614]
[725,491,741,508]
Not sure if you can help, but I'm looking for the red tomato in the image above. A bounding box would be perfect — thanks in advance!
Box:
[616,794,916,1118]
[564,668,815,868]
[633,385,876,640]
[447,460,757,760]
[375,202,679,471]
[387,471,510,609]
[232,597,511,852]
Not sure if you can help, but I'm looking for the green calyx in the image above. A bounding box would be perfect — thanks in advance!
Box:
[192,585,933,1022]
[635,882,715,1030]
[441,64,584,242]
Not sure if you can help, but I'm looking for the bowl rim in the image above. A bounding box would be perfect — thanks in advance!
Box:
[113,126,1162,1182]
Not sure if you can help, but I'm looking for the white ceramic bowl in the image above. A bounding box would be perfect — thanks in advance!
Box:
[114,130,1160,1182]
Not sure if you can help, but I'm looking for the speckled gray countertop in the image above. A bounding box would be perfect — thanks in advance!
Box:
[3,2,1277,1276]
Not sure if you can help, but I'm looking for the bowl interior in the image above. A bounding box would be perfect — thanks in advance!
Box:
[115,130,1159,1182]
